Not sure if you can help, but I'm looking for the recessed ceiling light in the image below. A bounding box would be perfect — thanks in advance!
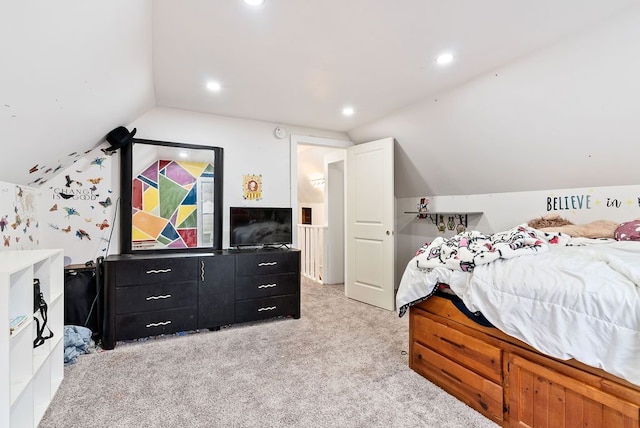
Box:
[436,52,454,65]
[244,0,265,5]
[206,81,221,92]
[342,106,354,116]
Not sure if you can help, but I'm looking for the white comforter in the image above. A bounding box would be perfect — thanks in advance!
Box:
[396,233,640,386]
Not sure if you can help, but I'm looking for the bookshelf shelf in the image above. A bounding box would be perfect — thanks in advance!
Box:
[1,249,64,428]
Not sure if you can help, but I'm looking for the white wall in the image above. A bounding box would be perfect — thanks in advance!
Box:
[0,181,40,252]
[349,8,640,199]
[395,184,640,285]
[129,107,349,249]
[1,0,155,187]
[323,153,345,284]
[1,107,347,259]
[38,145,118,265]
[297,145,339,205]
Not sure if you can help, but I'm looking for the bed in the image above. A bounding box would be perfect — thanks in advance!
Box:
[396,224,640,427]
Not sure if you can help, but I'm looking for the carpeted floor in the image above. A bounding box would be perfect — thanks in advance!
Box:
[40,278,498,428]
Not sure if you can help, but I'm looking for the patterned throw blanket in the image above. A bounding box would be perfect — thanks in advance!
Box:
[413,224,567,273]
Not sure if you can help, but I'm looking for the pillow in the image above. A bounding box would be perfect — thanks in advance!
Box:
[540,220,619,239]
[614,220,640,241]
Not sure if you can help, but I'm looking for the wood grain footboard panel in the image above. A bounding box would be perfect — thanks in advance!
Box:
[409,296,640,428]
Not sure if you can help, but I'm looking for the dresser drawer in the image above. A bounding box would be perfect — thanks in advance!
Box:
[235,251,298,276]
[235,273,298,300]
[115,307,197,341]
[412,341,503,423]
[234,294,298,323]
[115,281,197,315]
[412,313,502,383]
[112,257,198,286]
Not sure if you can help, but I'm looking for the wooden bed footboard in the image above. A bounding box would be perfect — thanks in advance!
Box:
[409,296,640,427]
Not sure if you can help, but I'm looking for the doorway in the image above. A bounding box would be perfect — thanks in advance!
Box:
[290,136,351,285]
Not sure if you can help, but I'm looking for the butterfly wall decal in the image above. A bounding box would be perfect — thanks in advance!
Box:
[65,175,74,187]
[99,197,112,209]
[50,204,58,211]
[48,223,59,230]
[63,207,79,218]
[87,177,103,185]
[17,187,23,197]
[0,216,7,232]
[29,164,39,174]
[91,157,106,168]
[76,229,91,240]
[3,236,10,247]
[96,219,110,230]
[62,225,71,233]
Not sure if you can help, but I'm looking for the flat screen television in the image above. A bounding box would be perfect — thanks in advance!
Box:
[229,207,293,248]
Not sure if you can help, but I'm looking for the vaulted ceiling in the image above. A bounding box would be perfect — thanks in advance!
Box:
[152,0,637,132]
[2,0,638,188]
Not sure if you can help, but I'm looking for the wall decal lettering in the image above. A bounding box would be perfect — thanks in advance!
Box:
[546,194,591,211]
[547,194,640,211]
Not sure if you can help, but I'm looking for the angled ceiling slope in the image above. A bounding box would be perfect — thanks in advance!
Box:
[152,0,638,133]
[3,0,639,188]
[1,1,155,187]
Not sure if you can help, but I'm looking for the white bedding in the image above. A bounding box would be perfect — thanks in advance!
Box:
[396,233,640,386]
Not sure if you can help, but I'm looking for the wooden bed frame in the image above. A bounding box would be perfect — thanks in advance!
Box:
[409,296,640,427]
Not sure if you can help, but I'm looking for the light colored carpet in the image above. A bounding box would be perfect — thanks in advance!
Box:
[40,278,498,428]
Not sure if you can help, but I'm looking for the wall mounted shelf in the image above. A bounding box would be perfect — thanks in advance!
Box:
[403,211,483,228]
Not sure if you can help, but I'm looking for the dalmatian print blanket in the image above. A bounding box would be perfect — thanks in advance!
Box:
[413,224,567,272]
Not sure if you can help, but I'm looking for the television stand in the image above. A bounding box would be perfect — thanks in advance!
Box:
[102,248,301,349]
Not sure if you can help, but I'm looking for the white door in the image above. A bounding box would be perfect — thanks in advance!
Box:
[345,137,395,310]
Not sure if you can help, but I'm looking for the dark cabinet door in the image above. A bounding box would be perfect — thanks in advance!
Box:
[235,273,298,300]
[198,254,235,329]
[235,251,299,276]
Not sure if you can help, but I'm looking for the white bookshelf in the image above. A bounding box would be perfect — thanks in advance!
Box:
[1,249,64,428]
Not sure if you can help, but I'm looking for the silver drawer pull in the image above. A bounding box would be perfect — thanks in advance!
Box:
[257,283,277,289]
[257,306,277,312]
[146,268,172,274]
[257,262,277,267]
[146,294,172,301]
[145,321,172,328]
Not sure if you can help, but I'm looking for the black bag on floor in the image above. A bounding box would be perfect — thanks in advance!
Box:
[64,263,101,339]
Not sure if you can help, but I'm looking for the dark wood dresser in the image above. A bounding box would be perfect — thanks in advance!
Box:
[102,249,300,349]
